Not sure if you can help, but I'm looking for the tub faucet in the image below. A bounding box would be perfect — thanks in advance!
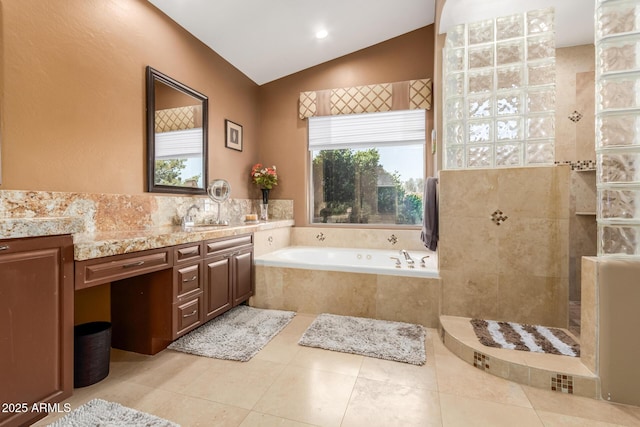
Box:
[400,250,415,268]
[389,256,402,268]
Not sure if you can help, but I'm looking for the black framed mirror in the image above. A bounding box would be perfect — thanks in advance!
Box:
[146,66,208,194]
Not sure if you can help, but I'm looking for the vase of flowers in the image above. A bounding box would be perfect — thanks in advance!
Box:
[251,163,278,220]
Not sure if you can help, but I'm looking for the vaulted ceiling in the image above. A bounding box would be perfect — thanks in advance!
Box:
[148,0,595,86]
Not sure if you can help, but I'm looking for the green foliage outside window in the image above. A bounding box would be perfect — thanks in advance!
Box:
[155,159,201,187]
[312,148,423,224]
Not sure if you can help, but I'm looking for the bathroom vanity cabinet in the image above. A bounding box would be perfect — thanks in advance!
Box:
[204,234,254,321]
[0,235,74,427]
[74,233,254,355]
[172,242,205,337]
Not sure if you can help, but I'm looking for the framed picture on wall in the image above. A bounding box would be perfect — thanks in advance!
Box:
[225,119,243,151]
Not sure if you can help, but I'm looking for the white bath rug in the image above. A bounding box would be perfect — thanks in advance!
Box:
[298,313,426,365]
[471,319,580,357]
[47,398,178,426]
[168,305,295,362]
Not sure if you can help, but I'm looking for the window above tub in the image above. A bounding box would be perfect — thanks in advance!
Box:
[308,109,426,225]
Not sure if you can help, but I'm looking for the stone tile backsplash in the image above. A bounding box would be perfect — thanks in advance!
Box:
[0,189,293,233]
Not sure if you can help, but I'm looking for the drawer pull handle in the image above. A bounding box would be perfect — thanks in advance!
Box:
[123,260,145,268]
[183,275,198,283]
[183,310,197,318]
[0,245,9,251]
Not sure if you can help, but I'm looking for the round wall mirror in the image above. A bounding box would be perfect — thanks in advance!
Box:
[207,179,231,224]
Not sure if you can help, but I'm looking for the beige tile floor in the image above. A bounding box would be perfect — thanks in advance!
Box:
[36,313,640,427]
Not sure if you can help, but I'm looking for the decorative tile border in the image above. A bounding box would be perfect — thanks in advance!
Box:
[554,160,596,171]
[473,351,490,371]
[551,373,574,394]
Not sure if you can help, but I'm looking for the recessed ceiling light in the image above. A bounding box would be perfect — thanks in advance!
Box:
[315,29,328,39]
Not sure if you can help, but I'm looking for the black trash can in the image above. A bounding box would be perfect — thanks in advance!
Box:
[74,321,112,388]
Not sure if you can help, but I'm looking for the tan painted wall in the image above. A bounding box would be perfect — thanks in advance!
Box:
[257,27,435,225]
[0,0,260,198]
[1,1,434,217]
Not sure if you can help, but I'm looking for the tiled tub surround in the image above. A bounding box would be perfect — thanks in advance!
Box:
[0,189,293,257]
[251,264,441,328]
[291,226,430,251]
[254,246,437,278]
[438,165,570,328]
[251,226,441,328]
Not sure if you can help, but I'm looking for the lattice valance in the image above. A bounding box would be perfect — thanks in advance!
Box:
[155,105,202,133]
[298,78,432,119]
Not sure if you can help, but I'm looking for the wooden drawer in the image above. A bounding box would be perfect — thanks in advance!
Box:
[205,234,253,256]
[173,242,203,265]
[75,248,172,289]
[174,262,202,301]
[173,294,203,338]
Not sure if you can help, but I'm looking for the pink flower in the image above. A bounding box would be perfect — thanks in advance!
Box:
[251,163,278,189]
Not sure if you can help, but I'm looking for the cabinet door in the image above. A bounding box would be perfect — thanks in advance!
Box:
[204,255,232,321]
[233,247,254,306]
[0,235,73,427]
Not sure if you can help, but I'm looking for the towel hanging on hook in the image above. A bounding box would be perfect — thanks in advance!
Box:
[420,177,438,251]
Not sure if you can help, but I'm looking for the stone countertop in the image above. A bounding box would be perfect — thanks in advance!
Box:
[72,219,294,261]
[0,217,294,261]
[0,216,85,240]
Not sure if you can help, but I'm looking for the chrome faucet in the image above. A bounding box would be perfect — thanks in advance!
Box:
[182,204,199,229]
[400,250,415,268]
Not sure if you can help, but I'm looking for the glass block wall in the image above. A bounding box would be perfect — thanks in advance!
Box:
[596,0,640,256]
[443,8,556,169]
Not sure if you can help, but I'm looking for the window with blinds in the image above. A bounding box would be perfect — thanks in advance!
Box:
[308,110,426,225]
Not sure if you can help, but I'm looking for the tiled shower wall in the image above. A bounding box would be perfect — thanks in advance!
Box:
[554,45,595,164]
[554,44,597,301]
[438,165,570,328]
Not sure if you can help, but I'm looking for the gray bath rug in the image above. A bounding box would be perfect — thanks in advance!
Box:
[168,305,295,362]
[47,398,178,426]
[471,319,580,357]
[298,313,426,365]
